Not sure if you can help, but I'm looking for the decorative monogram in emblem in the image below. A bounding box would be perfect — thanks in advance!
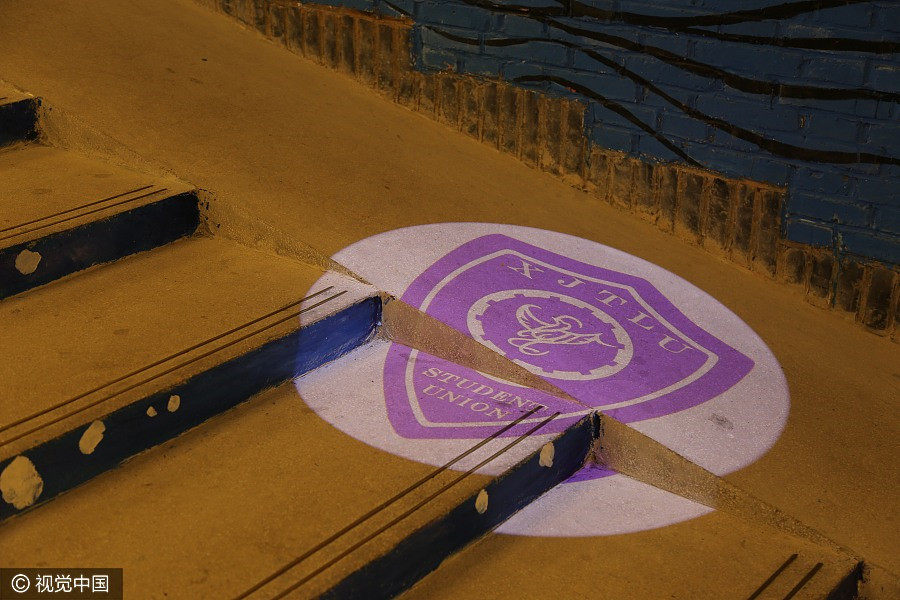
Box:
[508,304,621,357]
[467,290,631,380]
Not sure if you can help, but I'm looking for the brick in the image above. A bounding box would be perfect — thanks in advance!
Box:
[840,229,900,265]
[539,97,562,174]
[835,259,864,315]
[609,154,632,210]
[420,73,438,116]
[283,5,303,54]
[322,12,340,69]
[249,0,267,33]
[703,177,731,252]
[356,19,376,84]
[437,74,459,127]
[778,247,807,286]
[862,267,896,331]
[560,100,585,177]
[396,70,420,108]
[801,56,868,87]
[730,183,754,265]
[220,0,239,20]
[654,164,677,233]
[393,27,411,73]
[302,7,321,61]
[592,124,635,155]
[788,192,870,229]
[807,251,835,306]
[588,147,611,203]
[267,1,285,43]
[873,204,900,235]
[482,81,500,148]
[459,79,482,139]
[519,90,540,167]
[339,15,356,74]
[754,189,781,276]
[483,41,568,68]
[229,0,251,24]
[376,23,396,92]
[419,1,490,30]
[497,84,518,156]
[675,170,704,244]
[784,218,833,248]
[459,53,504,78]
[631,160,655,215]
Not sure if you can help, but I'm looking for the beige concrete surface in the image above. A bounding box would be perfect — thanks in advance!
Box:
[0,0,895,594]
[0,381,495,598]
[0,235,335,456]
[403,508,859,600]
[0,143,188,246]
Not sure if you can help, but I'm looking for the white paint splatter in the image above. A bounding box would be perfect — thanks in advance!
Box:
[146,406,157,417]
[0,456,43,509]
[539,442,555,468]
[475,489,489,514]
[15,249,41,275]
[167,395,181,412]
[78,420,106,455]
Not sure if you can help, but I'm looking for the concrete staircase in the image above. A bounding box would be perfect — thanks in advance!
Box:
[0,89,875,599]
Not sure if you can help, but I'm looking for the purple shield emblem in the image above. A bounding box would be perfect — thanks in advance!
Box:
[383,235,753,461]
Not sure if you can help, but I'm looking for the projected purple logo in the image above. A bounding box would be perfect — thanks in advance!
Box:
[383,234,753,450]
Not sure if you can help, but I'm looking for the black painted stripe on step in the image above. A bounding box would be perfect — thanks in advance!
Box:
[0,286,337,443]
[0,296,382,523]
[236,406,544,599]
[0,192,200,300]
[0,187,169,244]
[0,184,157,236]
[315,414,596,600]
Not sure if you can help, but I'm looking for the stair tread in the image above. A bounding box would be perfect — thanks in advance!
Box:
[0,373,495,599]
[0,235,367,452]
[0,343,859,599]
[0,144,191,246]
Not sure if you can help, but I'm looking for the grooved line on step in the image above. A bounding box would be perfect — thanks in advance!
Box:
[0,186,166,243]
[267,412,561,600]
[782,563,823,600]
[235,406,543,600]
[0,287,343,448]
[746,553,798,600]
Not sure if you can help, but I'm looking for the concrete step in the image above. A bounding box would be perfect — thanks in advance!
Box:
[0,234,379,523]
[401,503,864,600]
[0,335,864,599]
[0,85,39,147]
[0,375,499,599]
[0,144,200,299]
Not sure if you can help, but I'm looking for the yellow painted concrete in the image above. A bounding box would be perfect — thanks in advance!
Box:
[0,0,895,595]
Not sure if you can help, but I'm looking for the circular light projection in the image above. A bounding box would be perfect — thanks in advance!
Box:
[296,224,789,536]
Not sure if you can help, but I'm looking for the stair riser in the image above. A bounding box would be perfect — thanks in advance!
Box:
[0,98,39,147]
[321,414,596,600]
[0,296,381,522]
[0,193,200,299]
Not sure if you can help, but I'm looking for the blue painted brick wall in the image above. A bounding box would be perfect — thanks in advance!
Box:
[310,0,900,265]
